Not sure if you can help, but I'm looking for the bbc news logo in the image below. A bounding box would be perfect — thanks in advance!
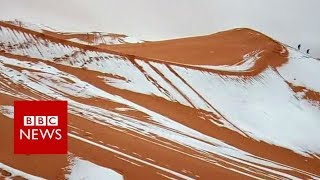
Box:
[21,116,61,140]
[14,101,67,154]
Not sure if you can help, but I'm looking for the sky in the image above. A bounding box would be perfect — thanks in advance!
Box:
[0,0,319,57]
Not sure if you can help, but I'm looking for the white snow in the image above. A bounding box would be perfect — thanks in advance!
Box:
[0,26,78,60]
[68,33,144,45]
[69,134,193,180]
[123,36,144,44]
[85,55,168,99]
[5,20,143,45]
[136,60,191,106]
[277,47,320,92]
[115,107,133,111]
[68,157,123,180]
[0,105,14,119]
[172,65,320,155]
[0,25,211,108]
[89,33,143,45]
[194,50,262,72]
[149,62,213,111]
[5,20,57,32]
[68,37,88,44]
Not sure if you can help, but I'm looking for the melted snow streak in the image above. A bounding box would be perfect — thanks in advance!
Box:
[0,23,320,179]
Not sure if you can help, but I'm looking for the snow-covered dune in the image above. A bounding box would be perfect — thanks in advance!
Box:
[0,21,319,179]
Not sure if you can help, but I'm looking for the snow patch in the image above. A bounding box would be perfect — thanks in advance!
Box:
[68,157,123,180]
[277,47,320,92]
[0,105,14,119]
[194,50,262,72]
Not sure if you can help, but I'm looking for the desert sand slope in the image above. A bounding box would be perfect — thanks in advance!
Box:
[0,21,319,179]
[101,28,286,67]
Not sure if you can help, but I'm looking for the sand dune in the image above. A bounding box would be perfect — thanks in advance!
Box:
[0,21,319,179]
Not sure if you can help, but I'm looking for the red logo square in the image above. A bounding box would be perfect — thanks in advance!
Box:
[14,101,68,154]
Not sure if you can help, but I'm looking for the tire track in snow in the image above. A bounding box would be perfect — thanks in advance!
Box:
[147,61,196,108]
[167,64,248,137]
